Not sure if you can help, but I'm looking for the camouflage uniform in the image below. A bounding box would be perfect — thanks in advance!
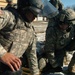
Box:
[0,8,39,75]
[45,23,75,67]
[50,0,64,11]
[40,8,75,74]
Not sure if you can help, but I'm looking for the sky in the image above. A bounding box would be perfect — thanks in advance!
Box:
[48,0,75,8]
[61,0,75,8]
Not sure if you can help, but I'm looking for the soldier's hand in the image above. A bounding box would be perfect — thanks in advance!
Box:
[0,53,22,71]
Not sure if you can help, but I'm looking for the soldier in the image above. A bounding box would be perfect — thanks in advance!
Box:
[49,0,64,11]
[0,0,59,74]
[39,8,75,75]
[0,0,45,75]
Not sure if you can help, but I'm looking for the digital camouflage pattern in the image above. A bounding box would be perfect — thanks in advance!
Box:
[68,52,75,74]
[0,9,39,75]
[44,8,75,71]
[45,23,75,65]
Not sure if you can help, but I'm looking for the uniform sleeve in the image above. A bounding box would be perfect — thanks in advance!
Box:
[44,26,58,68]
[0,10,11,29]
[26,35,40,75]
[0,44,7,58]
[0,10,12,58]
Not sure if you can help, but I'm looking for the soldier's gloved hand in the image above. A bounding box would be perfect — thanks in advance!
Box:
[0,53,22,71]
[53,66,63,72]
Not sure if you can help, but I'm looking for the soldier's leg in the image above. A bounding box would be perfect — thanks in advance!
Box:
[38,57,47,71]
[38,57,63,73]
[67,52,75,75]
[64,38,75,66]
[38,57,53,73]
[0,63,22,75]
[55,49,66,67]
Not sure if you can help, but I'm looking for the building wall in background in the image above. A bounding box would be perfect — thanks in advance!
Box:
[0,0,46,21]
[0,0,17,7]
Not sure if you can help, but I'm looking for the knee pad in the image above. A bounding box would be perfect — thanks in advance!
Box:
[38,58,47,70]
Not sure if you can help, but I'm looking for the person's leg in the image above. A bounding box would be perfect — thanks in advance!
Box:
[38,57,47,71]
[67,52,75,75]
[55,49,66,67]
[38,57,53,73]
[65,39,75,65]
[66,38,75,51]
[0,63,22,75]
[38,57,63,74]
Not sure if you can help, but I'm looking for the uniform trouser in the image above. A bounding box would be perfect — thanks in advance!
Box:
[38,38,75,73]
[68,52,75,75]
[0,63,22,75]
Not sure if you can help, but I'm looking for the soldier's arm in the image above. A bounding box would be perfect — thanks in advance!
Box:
[0,10,11,57]
[26,36,40,75]
[0,10,21,71]
[0,44,7,58]
[44,27,58,68]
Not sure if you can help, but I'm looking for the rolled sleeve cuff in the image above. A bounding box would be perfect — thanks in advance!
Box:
[0,44,7,57]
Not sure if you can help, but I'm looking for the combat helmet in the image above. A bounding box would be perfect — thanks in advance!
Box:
[57,8,75,25]
[17,0,44,16]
